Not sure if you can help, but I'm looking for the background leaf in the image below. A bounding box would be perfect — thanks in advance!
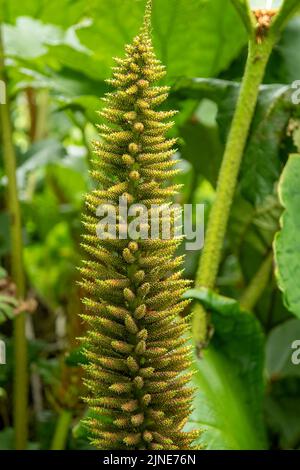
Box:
[266,318,300,380]
[272,0,300,32]
[267,18,300,84]
[76,0,247,80]
[274,154,300,318]
[265,377,300,449]
[184,288,266,450]
[239,85,293,207]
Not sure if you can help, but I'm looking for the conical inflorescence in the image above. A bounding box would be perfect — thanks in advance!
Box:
[80,0,197,450]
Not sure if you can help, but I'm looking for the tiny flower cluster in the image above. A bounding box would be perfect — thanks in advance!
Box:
[253,8,278,43]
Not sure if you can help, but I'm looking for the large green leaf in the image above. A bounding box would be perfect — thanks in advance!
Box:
[173,77,239,103]
[5,1,246,85]
[174,79,293,224]
[189,81,296,215]
[3,17,62,59]
[173,78,295,246]
[179,116,223,188]
[227,191,290,330]
[2,0,88,27]
[265,317,300,449]
[209,82,296,207]
[3,2,247,121]
[265,377,300,449]
[272,0,300,32]
[274,154,300,318]
[184,288,266,450]
[267,18,300,84]
[266,318,300,380]
[240,85,293,206]
[228,195,274,255]
[2,14,107,120]
[77,0,247,80]
[3,16,90,59]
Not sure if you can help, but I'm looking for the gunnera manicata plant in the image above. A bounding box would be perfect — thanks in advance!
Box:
[79,0,197,450]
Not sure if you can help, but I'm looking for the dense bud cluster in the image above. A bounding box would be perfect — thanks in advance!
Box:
[80,0,197,450]
[253,8,277,43]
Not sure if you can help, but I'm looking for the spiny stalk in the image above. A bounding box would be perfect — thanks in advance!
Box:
[79,0,197,450]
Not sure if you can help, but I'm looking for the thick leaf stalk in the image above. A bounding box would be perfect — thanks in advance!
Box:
[80,1,197,450]
[240,252,273,312]
[193,34,276,347]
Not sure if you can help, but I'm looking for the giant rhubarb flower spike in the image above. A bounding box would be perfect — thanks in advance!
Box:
[80,0,197,450]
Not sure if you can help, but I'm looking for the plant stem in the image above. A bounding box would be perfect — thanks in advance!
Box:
[34,90,49,141]
[26,89,46,420]
[25,88,37,142]
[51,410,72,450]
[0,26,28,449]
[240,252,273,312]
[193,35,276,345]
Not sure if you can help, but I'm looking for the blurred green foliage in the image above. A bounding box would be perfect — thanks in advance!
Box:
[1,0,300,451]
